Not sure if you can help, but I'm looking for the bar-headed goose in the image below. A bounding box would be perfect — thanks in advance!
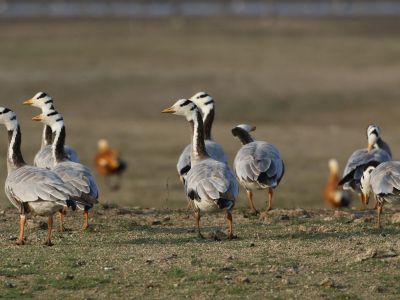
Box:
[176,92,228,184]
[32,110,99,230]
[360,161,400,228]
[232,124,284,214]
[323,159,350,208]
[339,125,391,206]
[162,99,238,239]
[23,92,79,168]
[0,107,75,246]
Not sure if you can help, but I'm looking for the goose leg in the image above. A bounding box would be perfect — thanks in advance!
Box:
[246,190,259,215]
[44,216,54,246]
[359,193,366,209]
[58,209,67,232]
[267,188,273,211]
[377,201,384,229]
[82,209,89,230]
[226,211,234,239]
[17,215,26,245]
[195,210,203,239]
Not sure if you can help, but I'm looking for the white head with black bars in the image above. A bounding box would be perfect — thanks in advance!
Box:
[23,92,55,112]
[190,92,214,117]
[367,124,380,151]
[0,107,18,131]
[161,99,198,121]
[231,124,257,145]
[32,109,64,132]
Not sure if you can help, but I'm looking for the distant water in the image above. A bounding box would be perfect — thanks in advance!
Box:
[1,1,400,17]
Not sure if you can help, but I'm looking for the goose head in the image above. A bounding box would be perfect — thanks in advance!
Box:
[32,109,64,132]
[161,99,198,121]
[23,92,54,112]
[0,107,18,130]
[367,124,380,151]
[232,124,256,136]
[360,165,375,202]
[190,92,214,117]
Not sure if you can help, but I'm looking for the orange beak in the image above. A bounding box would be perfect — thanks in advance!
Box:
[367,144,373,151]
[23,98,34,105]
[32,114,43,121]
[161,107,176,114]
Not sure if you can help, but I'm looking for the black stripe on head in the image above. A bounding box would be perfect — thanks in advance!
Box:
[45,99,53,104]
[0,108,11,115]
[38,92,47,99]
[180,99,192,107]
[190,105,196,111]
[56,117,63,122]
[204,99,214,105]
[371,129,379,136]
[10,115,16,121]
[198,93,208,99]
[49,105,55,110]
[47,111,58,117]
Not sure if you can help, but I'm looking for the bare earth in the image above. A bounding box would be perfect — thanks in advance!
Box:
[0,17,400,298]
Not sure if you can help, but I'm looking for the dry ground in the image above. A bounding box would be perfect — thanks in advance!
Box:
[0,17,400,298]
[1,205,400,299]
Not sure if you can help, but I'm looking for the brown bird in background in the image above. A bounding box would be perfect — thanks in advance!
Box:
[324,159,350,208]
[95,139,127,191]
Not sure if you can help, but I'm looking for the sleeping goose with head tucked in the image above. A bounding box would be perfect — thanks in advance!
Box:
[163,99,238,239]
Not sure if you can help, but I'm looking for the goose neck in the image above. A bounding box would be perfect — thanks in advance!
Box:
[190,109,209,163]
[7,125,26,173]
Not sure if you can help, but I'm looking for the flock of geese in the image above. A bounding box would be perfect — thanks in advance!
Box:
[163,92,400,238]
[1,91,399,245]
[1,92,98,246]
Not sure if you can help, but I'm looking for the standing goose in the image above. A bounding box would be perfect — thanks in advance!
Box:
[32,110,99,230]
[162,99,238,239]
[176,92,228,184]
[360,161,400,228]
[23,92,79,169]
[232,124,284,214]
[323,159,350,208]
[339,125,391,206]
[0,107,75,246]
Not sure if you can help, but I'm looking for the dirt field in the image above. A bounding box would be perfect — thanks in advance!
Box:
[0,17,400,298]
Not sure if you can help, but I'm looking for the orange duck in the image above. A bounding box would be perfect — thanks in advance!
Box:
[95,139,127,191]
[324,159,350,208]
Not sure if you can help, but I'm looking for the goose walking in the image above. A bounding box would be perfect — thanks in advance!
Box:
[323,159,350,208]
[0,107,75,245]
[232,124,284,214]
[176,92,228,184]
[162,99,238,239]
[339,125,391,206]
[360,161,400,228]
[23,92,79,169]
[32,110,99,230]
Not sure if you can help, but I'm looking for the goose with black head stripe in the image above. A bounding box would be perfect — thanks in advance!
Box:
[339,125,391,207]
[360,161,400,228]
[232,124,284,214]
[176,92,228,185]
[0,107,76,246]
[163,99,238,239]
[32,109,99,230]
[23,92,79,169]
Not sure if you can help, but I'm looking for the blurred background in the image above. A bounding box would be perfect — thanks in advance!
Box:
[0,0,400,210]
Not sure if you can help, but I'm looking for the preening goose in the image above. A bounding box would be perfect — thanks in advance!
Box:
[323,159,350,208]
[176,92,228,184]
[23,92,79,168]
[95,139,127,191]
[232,124,284,214]
[32,110,99,230]
[162,99,238,239]
[339,125,391,206]
[360,161,400,228]
[0,107,75,246]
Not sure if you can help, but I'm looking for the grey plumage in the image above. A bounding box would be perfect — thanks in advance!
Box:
[34,145,79,169]
[341,148,391,191]
[369,161,400,203]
